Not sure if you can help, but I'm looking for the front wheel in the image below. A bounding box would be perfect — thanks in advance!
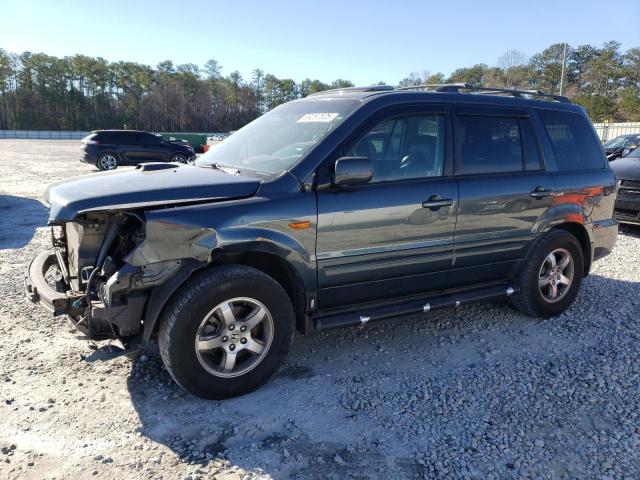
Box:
[511,230,584,318]
[170,153,188,164]
[158,265,295,399]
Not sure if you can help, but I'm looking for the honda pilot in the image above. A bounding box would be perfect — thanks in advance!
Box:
[25,84,618,399]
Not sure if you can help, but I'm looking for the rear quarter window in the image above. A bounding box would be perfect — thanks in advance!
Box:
[93,132,114,143]
[537,109,604,171]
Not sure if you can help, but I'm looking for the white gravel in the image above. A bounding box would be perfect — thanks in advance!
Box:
[1,139,640,479]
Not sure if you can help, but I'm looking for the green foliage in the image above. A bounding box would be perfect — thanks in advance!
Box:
[617,87,640,121]
[0,40,639,131]
[398,41,639,123]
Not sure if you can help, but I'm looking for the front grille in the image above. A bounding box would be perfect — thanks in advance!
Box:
[614,208,640,221]
[619,179,640,196]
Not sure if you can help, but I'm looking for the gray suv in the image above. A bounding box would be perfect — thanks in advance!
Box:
[25,84,619,399]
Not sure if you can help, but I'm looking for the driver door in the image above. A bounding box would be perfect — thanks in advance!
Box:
[315,106,458,309]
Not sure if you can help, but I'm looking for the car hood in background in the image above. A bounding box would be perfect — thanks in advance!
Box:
[45,164,261,222]
[610,156,640,181]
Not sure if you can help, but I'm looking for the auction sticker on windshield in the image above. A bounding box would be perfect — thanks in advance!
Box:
[297,113,340,123]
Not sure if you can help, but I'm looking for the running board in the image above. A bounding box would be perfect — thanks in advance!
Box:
[313,285,516,331]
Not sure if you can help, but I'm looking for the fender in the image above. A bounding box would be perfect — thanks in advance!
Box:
[127,194,318,341]
[210,226,317,295]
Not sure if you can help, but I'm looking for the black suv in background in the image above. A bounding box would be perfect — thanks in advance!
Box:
[603,134,640,161]
[81,130,196,170]
[27,84,618,399]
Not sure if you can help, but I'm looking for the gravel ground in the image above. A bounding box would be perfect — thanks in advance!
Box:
[1,139,640,479]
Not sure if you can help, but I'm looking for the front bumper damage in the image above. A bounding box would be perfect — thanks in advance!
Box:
[24,249,83,316]
[24,245,196,342]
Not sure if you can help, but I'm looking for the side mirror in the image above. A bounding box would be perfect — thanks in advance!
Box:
[622,148,631,157]
[332,157,373,186]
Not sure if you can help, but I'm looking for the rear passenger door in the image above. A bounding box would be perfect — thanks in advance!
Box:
[451,105,555,286]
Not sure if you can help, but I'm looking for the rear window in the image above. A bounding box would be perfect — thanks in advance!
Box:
[94,132,118,143]
[537,109,604,171]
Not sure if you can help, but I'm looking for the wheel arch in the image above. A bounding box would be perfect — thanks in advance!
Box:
[516,222,592,282]
[211,249,309,334]
[142,247,312,343]
[549,222,592,276]
[98,150,120,164]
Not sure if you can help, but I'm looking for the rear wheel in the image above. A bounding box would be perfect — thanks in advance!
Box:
[158,265,295,399]
[511,230,584,318]
[97,153,118,170]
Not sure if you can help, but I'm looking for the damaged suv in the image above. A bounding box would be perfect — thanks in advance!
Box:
[25,84,618,399]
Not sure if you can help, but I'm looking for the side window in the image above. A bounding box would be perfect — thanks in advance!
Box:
[457,116,523,174]
[537,109,605,170]
[119,132,138,144]
[346,114,445,182]
[95,133,113,143]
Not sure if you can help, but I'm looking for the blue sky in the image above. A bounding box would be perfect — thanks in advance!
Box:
[1,0,638,85]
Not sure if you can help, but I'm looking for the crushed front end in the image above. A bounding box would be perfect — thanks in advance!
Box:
[24,210,180,342]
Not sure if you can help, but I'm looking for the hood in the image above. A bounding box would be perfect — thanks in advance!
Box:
[610,156,640,181]
[45,163,261,222]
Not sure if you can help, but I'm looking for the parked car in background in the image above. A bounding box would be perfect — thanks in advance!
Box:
[611,146,640,225]
[81,130,196,170]
[27,84,618,399]
[603,134,640,161]
[203,134,229,152]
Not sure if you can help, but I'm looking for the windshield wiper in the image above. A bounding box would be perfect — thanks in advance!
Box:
[211,162,240,175]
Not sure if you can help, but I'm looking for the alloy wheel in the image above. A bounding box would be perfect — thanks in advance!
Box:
[99,154,117,170]
[538,248,574,303]
[195,297,274,378]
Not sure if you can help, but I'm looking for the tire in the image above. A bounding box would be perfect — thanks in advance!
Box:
[97,152,119,170]
[511,230,584,318]
[170,153,188,164]
[158,265,295,399]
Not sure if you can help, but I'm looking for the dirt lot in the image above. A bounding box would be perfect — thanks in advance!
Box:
[1,139,640,479]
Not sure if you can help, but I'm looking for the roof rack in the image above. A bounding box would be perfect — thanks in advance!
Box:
[395,83,571,103]
[308,85,395,97]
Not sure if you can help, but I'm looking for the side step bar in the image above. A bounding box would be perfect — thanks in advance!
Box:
[314,285,515,331]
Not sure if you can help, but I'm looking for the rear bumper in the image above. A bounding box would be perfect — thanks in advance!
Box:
[592,218,619,261]
[80,146,99,164]
[24,250,71,315]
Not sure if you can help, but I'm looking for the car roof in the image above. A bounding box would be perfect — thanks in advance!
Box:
[304,84,585,114]
[92,129,151,134]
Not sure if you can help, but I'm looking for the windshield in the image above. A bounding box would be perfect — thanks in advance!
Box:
[625,146,640,158]
[196,98,361,175]
[604,136,628,148]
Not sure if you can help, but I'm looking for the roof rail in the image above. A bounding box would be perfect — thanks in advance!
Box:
[308,85,395,97]
[395,83,571,103]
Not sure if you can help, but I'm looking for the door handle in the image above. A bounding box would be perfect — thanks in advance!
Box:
[422,196,454,210]
[530,187,553,199]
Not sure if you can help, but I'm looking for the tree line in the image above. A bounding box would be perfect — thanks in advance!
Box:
[0,41,638,133]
